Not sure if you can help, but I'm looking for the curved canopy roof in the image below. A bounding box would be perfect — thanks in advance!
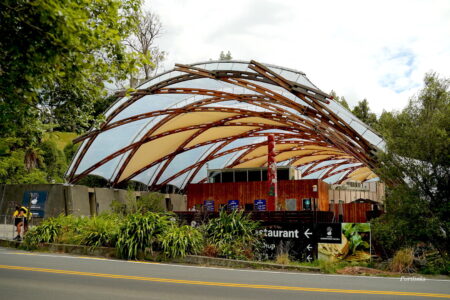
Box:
[66,60,385,190]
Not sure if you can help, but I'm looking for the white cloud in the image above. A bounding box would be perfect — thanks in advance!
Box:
[145,0,450,114]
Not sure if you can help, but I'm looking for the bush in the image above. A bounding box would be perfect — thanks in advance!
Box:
[137,192,165,213]
[22,217,62,249]
[54,215,89,245]
[202,244,219,257]
[79,214,121,248]
[110,200,127,216]
[204,210,261,260]
[390,248,415,273]
[159,225,203,258]
[116,212,170,259]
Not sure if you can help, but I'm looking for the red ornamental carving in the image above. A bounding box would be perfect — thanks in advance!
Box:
[267,134,278,208]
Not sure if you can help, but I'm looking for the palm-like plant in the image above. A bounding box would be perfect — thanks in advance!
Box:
[159,225,203,258]
[204,210,261,259]
[116,212,170,259]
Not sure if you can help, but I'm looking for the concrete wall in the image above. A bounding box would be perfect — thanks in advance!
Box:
[0,184,66,218]
[170,193,187,211]
[0,184,184,217]
[67,185,90,216]
[94,188,114,214]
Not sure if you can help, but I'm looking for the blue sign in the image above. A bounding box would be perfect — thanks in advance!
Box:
[22,191,48,217]
[228,200,239,210]
[204,200,215,212]
[254,199,267,211]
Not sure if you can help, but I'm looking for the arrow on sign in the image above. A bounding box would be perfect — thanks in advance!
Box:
[304,228,312,239]
[306,244,312,251]
[306,255,312,262]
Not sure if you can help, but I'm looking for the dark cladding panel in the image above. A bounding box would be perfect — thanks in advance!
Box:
[248,170,261,182]
[235,170,247,182]
[222,172,234,183]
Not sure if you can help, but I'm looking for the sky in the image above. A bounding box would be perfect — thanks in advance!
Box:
[145,0,450,114]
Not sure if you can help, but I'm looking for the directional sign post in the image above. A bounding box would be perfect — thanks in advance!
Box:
[304,228,313,239]
[258,223,317,262]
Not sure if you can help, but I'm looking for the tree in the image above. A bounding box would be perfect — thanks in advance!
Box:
[373,72,449,259]
[0,0,142,183]
[352,99,378,127]
[330,90,350,110]
[125,10,166,87]
[219,51,232,60]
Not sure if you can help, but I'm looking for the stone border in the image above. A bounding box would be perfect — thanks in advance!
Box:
[0,239,320,273]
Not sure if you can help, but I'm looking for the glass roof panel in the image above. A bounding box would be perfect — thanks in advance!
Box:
[166,77,228,90]
[147,159,167,186]
[332,162,362,173]
[303,168,331,179]
[110,94,191,122]
[105,96,130,119]
[156,145,213,185]
[207,152,239,170]
[363,130,384,148]
[309,159,348,171]
[216,136,266,155]
[323,173,344,184]
[75,119,149,174]
[88,151,130,181]
[66,140,88,175]
[167,171,190,189]
[130,163,160,185]
[191,164,208,184]
[203,101,272,113]
[296,75,319,89]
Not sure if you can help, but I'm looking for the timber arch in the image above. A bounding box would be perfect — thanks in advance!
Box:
[66,60,384,190]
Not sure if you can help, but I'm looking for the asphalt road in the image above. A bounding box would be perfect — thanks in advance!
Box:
[0,247,448,300]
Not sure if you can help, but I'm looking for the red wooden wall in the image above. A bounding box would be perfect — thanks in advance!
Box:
[186,179,329,211]
[330,203,372,223]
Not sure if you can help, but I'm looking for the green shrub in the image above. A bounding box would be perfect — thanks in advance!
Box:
[79,214,122,248]
[159,225,203,258]
[137,192,165,213]
[22,216,64,249]
[110,200,127,216]
[204,210,261,259]
[419,257,450,275]
[54,215,88,245]
[116,212,170,259]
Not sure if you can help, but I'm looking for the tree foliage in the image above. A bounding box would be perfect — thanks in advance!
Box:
[219,51,232,60]
[352,99,378,127]
[330,90,350,110]
[0,0,143,183]
[373,72,449,258]
[125,9,165,86]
